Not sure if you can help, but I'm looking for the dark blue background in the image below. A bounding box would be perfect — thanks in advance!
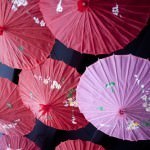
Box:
[0,24,150,150]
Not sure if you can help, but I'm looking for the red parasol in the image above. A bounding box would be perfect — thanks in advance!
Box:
[0,77,35,135]
[0,135,40,150]
[56,140,105,150]
[19,58,88,130]
[0,0,54,69]
[40,0,149,54]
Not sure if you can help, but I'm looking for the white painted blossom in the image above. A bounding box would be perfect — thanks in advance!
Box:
[71,116,77,124]
[34,75,54,85]
[141,84,144,88]
[43,79,49,85]
[56,0,63,13]
[134,74,138,78]
[12,0,28,7]
[112,4,119,16]
[34,75,42,81]
[134,74,150,112]
[72,120,77,124]
[40,20,46,27]
[33,75,62,89]
[33,17,40,24]
[134,74,141,84]
[99,123,110,127]
[63,101,69,107]
[51,80,61,89]
[7,144,22,150]
[141,95,148,101]
[11,0,28,11]
[33,17,46,27]
[11,5,18,11]
[145,107,150,112]
[2,122,17,129]
[2,119,20,129]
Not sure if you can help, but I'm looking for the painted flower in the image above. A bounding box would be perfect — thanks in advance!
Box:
[112,4,119,16]
[145,107,150,112]
[43,79,49,85]
[51,80,61,89]
[127,120,140,130]
[11,0,28,11]
[33,17,40,24]
[40,20,46,27]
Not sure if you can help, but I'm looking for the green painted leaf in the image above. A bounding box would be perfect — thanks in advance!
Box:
[67,88,76,98]
[98,106,104,111]
[106,82,115,88]
[18,46,24,51]
[142,120,150,127]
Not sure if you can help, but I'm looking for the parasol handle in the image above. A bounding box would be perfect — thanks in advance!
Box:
[0,26,4,35]
[39,104,53,115]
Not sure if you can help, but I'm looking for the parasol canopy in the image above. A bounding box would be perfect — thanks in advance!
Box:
[19,58,88,130]
[0,0,54,69]
[56,139,105,150]
[0,77,35,135]
[0,135,40,150]
[77,55,150,141]
[40,0,149,54]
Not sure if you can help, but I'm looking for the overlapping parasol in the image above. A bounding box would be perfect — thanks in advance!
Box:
[0,0,54,69]
[19,58,88,130]
[77,55,150,141]
[0,77,35,135]
[40,0,149,54]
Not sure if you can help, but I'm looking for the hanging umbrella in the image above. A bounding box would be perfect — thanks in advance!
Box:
[0,0,54,69]
[0,135,40,150]
[40,0,149,54]
[56,139,105,150]
[19,58,88,130]
[76,55,150,141]
[0,77,35,135]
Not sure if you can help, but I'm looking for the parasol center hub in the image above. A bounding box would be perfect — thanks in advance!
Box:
[77,0,88,12]
[39,104,53,115]
[119,109,125,115]
[82,2,87,6]
[0,26,4,35]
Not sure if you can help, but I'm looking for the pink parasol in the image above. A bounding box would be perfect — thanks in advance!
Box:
[19,58,88,130]
[77,55,150,141]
